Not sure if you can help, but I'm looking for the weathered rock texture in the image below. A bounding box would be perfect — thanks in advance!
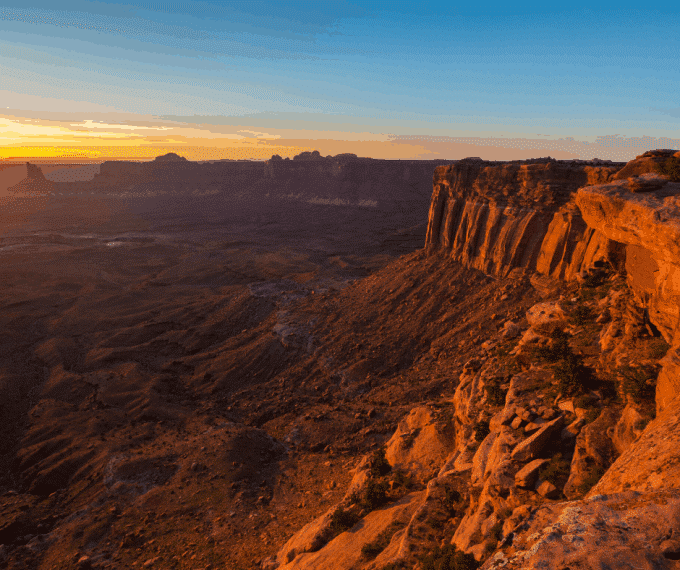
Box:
[576,176,680,345]
[425,151,680,409]
[481,490,680,570]
[425,159,621,277]
[588,393,680,496]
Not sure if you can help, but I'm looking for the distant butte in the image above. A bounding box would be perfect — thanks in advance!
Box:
[152,152,188,162]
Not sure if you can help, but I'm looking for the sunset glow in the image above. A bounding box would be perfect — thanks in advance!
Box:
[1,2,679,161]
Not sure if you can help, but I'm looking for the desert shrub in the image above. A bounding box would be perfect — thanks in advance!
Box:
[473,419,490,443]
[531,329,571,363]
[554,353,594,397]
[402,427,421,449]
[363,478,389,510]
[488,520,504,543]
[329,506,361,535]
[442,487,464,514]
[391,469,413,490]
[369,445,392,478]
[539,453,571,486]
[420,544,480,570]
[649,338,670,359]
[656,156,680,182]
[618,365,657,403]
[361,521,405,560]
[570,304,592,326]
[484,379,508,407]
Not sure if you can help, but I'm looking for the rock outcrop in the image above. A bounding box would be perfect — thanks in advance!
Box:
[575,174,680,345]
[425,159,621,277]
[588,392,680,496]
[481,490,680,570]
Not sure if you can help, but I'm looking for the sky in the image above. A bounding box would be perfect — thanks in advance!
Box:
[1,1,679,161]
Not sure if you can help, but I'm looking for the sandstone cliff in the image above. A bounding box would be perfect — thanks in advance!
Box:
[425,158,621,278]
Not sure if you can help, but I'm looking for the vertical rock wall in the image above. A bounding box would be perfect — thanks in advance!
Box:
[425,159,620,278]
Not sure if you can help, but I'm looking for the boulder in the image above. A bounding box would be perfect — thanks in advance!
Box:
[278,491,425,570]
[656,347,680,415]
[608,404,649,455]
[563,408,618,499]
[514,459,548,489]
[535,480,560,499]
[385,407,454,483]
[576,180,680,344]
[500,320,521,339]
[526,302,566,329]
[511,415,564,463]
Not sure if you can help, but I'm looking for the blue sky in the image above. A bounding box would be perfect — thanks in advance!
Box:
[1,1,679,160]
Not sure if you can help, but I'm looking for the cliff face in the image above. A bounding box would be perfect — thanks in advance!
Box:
[51,155,446,211]
[576,177,680,342]
[425,159,620,277]
[425,150,680,413]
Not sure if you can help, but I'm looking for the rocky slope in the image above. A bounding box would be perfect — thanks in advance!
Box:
[266,150,680,570]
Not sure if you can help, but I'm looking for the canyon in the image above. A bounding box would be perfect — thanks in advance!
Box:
[1,149,680,569]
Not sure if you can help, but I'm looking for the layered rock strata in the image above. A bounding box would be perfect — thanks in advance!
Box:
[425,159,621,278]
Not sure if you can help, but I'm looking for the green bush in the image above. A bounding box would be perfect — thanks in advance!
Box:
[420,544,480,570]
[369,445,392,478]
[618,365,657,403]
[473,420,490,443]
[539,452,571,486]
[656,157,680,182]
[554,353,594,396]
[363,478,389,510]
[329,506,361,535]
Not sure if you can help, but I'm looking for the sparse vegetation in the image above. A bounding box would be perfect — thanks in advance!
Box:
[403,427,421,449]
[530,329,571,363]
[329,506,362,535]
[391,469,414,491]
[553,350,595,397]
[484,378,508,407]
[361,521,406,560]
[363,478,389,510]
[488,520,504,543]
[420,544,480,570]
[369,445,392,478]
[649,338,670,359]
[473,419,490,443]
[539,453,572,486]
[570,304,592,326]
[656,156,680,181]
[618,364,658,403]
[442,487,465,515]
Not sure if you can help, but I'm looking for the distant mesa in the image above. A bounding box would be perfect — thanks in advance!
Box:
[293,150,324,161]
[152,152,188,162]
